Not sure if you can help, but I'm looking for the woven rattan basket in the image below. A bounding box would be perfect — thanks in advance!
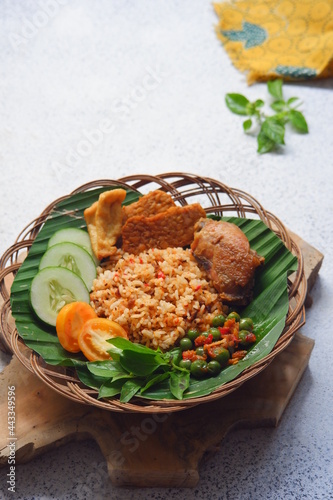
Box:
[0,173,307,413]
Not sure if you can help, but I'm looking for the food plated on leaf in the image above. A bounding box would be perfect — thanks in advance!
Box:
[9,182,300,407]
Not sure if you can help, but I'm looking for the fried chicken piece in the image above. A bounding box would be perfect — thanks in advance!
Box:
[191,218,264,305]
[84,188,127,260]
[122,190,176,223]
[122,204,206,254]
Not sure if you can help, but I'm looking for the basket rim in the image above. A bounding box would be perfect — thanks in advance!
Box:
[0,174,307,413]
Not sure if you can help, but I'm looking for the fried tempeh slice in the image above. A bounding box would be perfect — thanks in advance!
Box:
[122,203,206,254]
[122,190,176,223]
[84,188,127,260]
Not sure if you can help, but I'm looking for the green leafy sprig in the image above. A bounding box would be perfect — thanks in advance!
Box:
[225,79,309,154]
[89,337,190,403]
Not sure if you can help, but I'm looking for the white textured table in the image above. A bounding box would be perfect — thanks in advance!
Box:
[1,1,332,499]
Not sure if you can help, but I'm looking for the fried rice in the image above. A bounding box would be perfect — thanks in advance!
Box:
[90,247,224,350]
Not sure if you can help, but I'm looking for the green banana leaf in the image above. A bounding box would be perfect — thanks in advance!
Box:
[10,187,298,401]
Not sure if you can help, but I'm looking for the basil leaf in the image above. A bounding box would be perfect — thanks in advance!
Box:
[270,100,286,112]
[111,373,135,382]
[105,345,122,361]
[140,372,171,394]
[108,337,157,355]
[87,360,124,378]
[289,110,309,133]
[75,363,106,389]
[224,76,308,154]
[254,99,264,108]
[267,79,283,100]
[245,103,256,115]
[120,379,143,403]
[98,379,123,399]
[169,371,190,400]
[163,347,182,365]
[287,97,299,106]
[257,129,276,154]
[120,350,165,376]
[225,93,250,115]
[262,118,285,145]
[271,113,288,126]
[243,118,252,132]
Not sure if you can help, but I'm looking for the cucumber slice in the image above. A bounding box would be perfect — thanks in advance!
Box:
[30,267,89,326]
[39,242,96,291]
[48,228,98,264]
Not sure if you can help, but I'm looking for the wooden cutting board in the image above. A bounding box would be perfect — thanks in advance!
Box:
[0,236,323,488]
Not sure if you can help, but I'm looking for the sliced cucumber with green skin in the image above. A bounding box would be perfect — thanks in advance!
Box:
[39,242,96,291]
[48,228,99,265]
[30,267,89,326]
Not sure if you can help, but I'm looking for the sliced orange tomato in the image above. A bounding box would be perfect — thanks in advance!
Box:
[56,302,97,353]
[78,318,128,361]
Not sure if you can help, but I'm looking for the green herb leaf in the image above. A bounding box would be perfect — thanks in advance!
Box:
[75,363,106,389]
[105,345,122,361]
[267,79,283,100]
[287,97,299,106]
[225,78,308,154]
[272,113,288,126]
[87,360,124,378]
[254,99,264,108]
[245,103,256,115]
[288,110,309,133]
[243,118,252,132]
[270,100,286,112]
[257,129,276,154]
[108,337,157,355]
[225,93,250,115]
[119,350,166,377]
[164,347,182,366]
[140,372,171,394]
[110,373,135,383]
[169,371,190,400]
[98,379,123,399]
[120,379,144,403]
[262,118,285,145]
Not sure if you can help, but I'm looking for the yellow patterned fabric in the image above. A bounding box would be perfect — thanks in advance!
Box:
[214,0,333,84]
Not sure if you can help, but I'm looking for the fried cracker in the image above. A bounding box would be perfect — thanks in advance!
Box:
[84,188,127,260]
